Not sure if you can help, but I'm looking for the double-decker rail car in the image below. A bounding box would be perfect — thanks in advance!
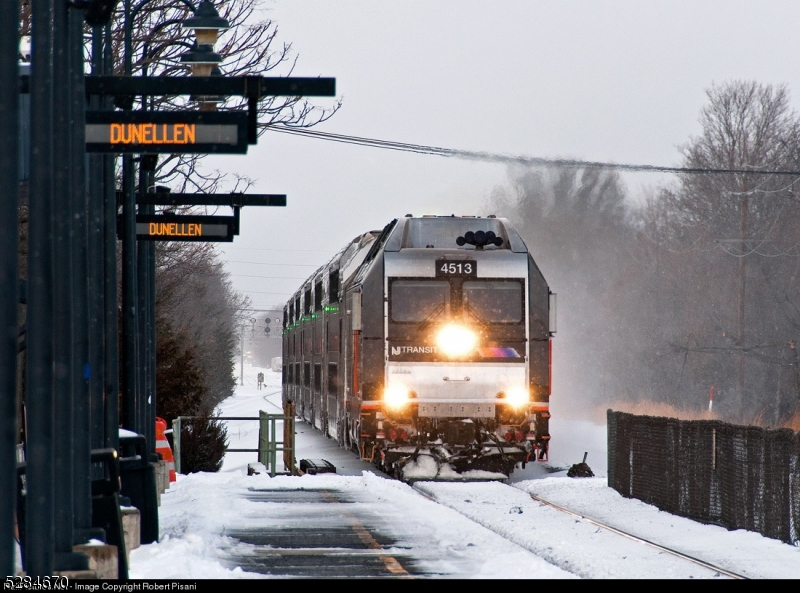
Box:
[282,215,555,480]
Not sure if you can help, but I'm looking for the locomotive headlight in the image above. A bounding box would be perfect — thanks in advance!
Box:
[506,387,529,409]
[436,324,478,357]
[384,384,411,410]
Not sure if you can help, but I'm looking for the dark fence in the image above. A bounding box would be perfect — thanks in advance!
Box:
[608,410,800,545]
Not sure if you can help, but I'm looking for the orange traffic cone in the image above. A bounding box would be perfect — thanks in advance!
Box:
[155,417,176,482]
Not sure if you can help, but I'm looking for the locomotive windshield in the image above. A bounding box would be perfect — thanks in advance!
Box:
[391,280,450,322]
[463,280,523,323]
[390,278,524,324]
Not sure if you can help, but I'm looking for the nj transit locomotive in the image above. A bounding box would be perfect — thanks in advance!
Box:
[282,215,555,480]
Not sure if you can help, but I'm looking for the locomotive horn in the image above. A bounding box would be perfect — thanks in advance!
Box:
[456,229,503,249]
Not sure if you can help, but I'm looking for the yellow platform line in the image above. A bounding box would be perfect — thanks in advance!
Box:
[322,490,410,577]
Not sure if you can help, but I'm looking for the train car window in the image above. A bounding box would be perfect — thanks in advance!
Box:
[390,280,450,322]
[327,318,339,352]
[314,320,323,354]
[294,297,300,321]
[329,270,340,303]
[284,365,290,384]
[283,308,288,329]
[303,362,311,387]
[314,281,323,311]
[288,303,294,324]
[463,280,524,323]
[328,363,338,395]
[304,288,311,315]
[294,362,300,385]
[314,364,322,391]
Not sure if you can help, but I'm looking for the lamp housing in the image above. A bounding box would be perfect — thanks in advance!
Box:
[181,0,230,45]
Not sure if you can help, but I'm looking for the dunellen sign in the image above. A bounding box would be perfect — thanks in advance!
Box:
[132,214,238,242]
[86,111,249,154]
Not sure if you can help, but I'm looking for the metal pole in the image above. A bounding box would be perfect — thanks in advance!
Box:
[122,152,139,434]
[240,324,245,385]
[52,0,76,562]
[139,40,154,456]
[137,166,152,453]
[148,240,157,455]
[27,0,56,574]
[102,21,119,454]
[0,0,19,576]
[88,26,106,467]
[121,0,140,436]
[70,5,91,541]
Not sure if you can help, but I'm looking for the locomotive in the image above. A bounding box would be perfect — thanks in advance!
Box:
[281,215,555,480]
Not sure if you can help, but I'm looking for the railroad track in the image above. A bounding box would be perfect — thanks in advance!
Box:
[413,480,748,579]
[526,491,746,579]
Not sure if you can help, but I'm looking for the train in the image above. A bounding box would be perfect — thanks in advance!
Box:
[281,214,555,481]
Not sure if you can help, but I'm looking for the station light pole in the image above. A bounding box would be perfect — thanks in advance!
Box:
[121,0,230,455]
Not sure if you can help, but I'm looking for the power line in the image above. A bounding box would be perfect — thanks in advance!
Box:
[230,274,308,280]
[225,260,318,267]
[222,247,332,253]
[267,125,800,177]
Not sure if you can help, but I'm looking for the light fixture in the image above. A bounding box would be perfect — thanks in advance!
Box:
[179,42,222,77]
[384,385,411,410]
[75,0,119,27]
[435,324,478,357]
[505,387,529,409]
[181,0,230,46]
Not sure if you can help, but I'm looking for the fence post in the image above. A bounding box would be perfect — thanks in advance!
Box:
[269,416,277,477]
[607,409,616,489]
[257,410,264,466]
[172,417,182,475]
[284,401,296,475]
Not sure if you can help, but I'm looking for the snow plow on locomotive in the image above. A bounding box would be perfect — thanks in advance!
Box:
[281,215,555,481]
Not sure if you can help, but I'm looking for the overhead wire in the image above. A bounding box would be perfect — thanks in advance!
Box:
[267,125,800,177]
[225,260,318,267]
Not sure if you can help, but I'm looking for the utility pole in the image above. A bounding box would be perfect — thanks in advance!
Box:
[737,182,748,420]
[240,323,245,386]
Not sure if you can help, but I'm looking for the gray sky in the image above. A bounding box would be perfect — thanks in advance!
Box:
[208,0,800,310]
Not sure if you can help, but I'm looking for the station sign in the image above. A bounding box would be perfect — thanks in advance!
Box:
[86,111,248,154]
[132,214,238,242]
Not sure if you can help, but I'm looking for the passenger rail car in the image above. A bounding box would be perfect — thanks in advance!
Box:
[282,215,555,480]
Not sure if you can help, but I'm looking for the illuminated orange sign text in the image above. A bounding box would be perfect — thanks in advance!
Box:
[110,123,196,145]
[148,222,202,237]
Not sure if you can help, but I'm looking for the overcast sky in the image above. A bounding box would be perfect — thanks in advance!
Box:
[207,1,800,311]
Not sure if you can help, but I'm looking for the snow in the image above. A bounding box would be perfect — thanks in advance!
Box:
[128,365,800,579]
[398,453,508,482]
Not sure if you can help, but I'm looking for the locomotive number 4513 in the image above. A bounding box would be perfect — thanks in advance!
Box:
[435,259,477,277]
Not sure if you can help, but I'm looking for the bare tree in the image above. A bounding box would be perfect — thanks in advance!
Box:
[156,239,249,409]
[492,166,645,413]
[638,81,800,422]
[99,0,341,192]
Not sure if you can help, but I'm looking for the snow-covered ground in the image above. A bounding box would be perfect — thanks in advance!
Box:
[129,365,800,579]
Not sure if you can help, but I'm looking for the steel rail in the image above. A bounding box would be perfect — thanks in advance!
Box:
[412,481,748,579]
[527,492,748,580]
